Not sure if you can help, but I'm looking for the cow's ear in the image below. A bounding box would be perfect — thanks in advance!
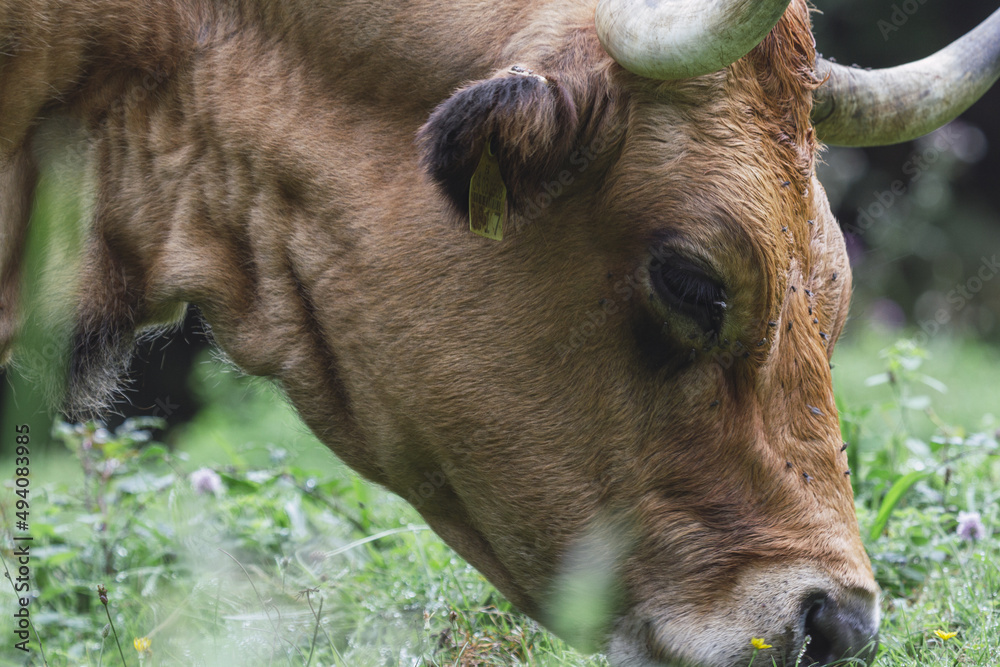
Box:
[417,65,579,216]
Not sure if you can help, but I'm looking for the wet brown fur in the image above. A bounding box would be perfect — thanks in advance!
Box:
[0,0,875,661]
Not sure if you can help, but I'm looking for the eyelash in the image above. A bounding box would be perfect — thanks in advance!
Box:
[651,260,727,333]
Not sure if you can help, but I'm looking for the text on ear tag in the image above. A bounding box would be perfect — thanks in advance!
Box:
[469,142,507,241]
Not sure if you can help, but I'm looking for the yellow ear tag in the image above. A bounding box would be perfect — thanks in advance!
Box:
[468,141,507,241]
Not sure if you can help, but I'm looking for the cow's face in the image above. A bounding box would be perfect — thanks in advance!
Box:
[400,6,877,666]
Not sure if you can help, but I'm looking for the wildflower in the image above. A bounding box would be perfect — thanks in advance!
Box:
[190,468,224,495]
[101,624,110,639]
[134,637,151,653]
[97,584,108,605]
[934,629,958,641]
[750,637,772,650]
[956,511,986,541]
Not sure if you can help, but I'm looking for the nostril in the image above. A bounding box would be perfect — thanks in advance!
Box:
[802,598,836,664]
[799,592,879,666]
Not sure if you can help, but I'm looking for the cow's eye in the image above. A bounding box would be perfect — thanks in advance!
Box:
[651,261,727,333]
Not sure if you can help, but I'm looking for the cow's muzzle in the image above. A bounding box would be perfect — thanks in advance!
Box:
[603,563,880,667]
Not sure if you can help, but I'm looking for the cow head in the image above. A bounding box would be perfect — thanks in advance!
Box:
[2,0,999,665]
[408,1,1000,664]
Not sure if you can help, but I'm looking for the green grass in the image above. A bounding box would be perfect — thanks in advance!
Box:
[1,330,998,666]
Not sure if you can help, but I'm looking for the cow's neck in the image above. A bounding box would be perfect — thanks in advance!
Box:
[2,0,611,478]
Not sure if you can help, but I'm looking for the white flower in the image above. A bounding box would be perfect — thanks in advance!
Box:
[100,458,121,475]
[956,511,986,541]
[190,468,224,495]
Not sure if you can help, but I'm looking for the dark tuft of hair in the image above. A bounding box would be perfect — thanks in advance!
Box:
[417,69,579,216]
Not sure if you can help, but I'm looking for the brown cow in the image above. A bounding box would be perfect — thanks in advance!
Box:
[2,0,998,664]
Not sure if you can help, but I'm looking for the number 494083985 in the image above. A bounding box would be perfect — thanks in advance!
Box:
[14,425,30,526]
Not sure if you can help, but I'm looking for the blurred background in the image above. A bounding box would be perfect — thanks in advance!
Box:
[1,0,999,444]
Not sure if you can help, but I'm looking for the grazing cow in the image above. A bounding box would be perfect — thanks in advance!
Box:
[2,0,998,664]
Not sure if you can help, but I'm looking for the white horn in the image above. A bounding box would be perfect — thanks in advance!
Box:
[595,0,792,80]
[814,8,1000,147]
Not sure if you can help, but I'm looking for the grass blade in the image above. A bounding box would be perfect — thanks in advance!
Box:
[870,470,933,541]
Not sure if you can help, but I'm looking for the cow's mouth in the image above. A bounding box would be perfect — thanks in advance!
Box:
[603,565,879,667]
[607,613,878,667]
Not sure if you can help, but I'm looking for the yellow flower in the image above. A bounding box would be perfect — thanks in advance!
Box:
[934,629,958,641]
[750,637,772,650]
[133,636,151,653]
